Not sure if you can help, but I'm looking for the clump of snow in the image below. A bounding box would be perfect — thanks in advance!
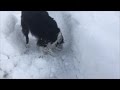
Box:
[0,11,119,79]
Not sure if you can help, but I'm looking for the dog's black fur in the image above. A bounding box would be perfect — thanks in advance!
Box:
[21,11,64,47]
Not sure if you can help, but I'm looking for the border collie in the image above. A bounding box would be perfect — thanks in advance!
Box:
[21,11,64,50]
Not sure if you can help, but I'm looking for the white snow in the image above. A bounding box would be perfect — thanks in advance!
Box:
[0,11,120,79]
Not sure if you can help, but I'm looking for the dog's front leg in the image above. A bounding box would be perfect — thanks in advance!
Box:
[21,18,29,44]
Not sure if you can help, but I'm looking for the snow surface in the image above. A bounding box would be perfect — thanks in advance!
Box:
[0,11,120,79]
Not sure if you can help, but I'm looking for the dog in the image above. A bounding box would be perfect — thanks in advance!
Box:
[21,11,64,50]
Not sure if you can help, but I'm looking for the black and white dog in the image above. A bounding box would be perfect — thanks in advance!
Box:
[21,11,64,50]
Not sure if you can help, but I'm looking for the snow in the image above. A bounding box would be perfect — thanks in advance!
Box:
[0,11,120,79]
[69,11,120,78]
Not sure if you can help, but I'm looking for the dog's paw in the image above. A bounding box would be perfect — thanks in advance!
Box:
[39,51,46,58]
[23,49,29,54]
[25,44,30,48]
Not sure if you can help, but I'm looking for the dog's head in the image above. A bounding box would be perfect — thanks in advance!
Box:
[47,32,64,50]
[37,31,64,49]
